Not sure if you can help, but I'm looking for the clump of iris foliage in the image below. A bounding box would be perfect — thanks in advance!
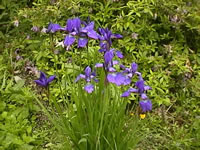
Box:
[0,0,200,149]
[33,17,152,149]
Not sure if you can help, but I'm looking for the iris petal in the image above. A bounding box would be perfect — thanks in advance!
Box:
[85,66,91,77]
[64,35,76,46]
[34,80,47,87]
[78,38,88,48]
[84,84,94,93]
[139,100,152,112]
[75,74,86,82]
[116,50,123,59]
[131,63,138,73]
[87,30,98,39]
[47,75,56,84]
[121,91,131,97]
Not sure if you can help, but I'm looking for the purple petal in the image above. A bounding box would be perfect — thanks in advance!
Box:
[47,75,56,84]
[64,35,76,46]
[99,49,106,53]
[81,21,94,33]
[100,42,107,49]
[116,50,123,59]
[113,60,119,65]
[84,84,94,93]
[108,67,116,72]
[127,73,133,78]
[111,33,123,39]
[86,21,94,30]
[87,30,99,39]
[139,100,152,112]
[141,93,148,100]
[128,88,138,93]
[66,18,81,32]
[107,74,116,83]
[104,51,114,65]
[95,63,103,68]
[123,76,131,85]
[85,66,91,77]
[75,74,86,82]
[144,86,152,91]
[131,63,138,73]
[66,19,73,32]
[78,38,88,48]
[73,18,81,29]
[47,23,61,33]
[121,91,131,97]
[135,80,145,92]
[34,80,46,87]
[40,72,47,82]
[115,73,126,86]
[120,64,126,69]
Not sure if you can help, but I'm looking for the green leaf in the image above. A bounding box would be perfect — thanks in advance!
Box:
[78,138,87,144]
[0,101,6,112]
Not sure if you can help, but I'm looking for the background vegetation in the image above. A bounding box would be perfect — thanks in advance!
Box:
[0,0,200,149]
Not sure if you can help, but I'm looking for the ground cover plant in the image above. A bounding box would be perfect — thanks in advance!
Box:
[0,0,200,149]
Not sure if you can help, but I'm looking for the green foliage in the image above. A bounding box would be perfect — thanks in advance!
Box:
[0,76,40,150]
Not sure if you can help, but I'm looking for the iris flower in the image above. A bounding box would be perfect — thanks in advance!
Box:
[63,18,98,48]
[75,66,98,93]
[98,28,123,51]
[120,62,138,78]
[95,48,123,73]
[34,71,56,87]
[121,78,152,98]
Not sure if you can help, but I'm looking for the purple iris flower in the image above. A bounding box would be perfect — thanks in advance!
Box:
[95,49,123,73]
[34,71,56,87]
[139,100,152,112]
[98,28,123,51]
[63,18,98,48]
[104,49,123,60]
[47,23,61,33]
[75,66,98,93]
[121,78,152,99]
[120,62,138,78]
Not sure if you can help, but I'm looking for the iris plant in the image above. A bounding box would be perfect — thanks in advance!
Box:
[35,71,56,87]
[42,17,153,112]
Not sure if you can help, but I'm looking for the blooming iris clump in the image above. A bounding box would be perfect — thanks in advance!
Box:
[34,71,56,87]
[42,17,153,113]
[75,66,98,93]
